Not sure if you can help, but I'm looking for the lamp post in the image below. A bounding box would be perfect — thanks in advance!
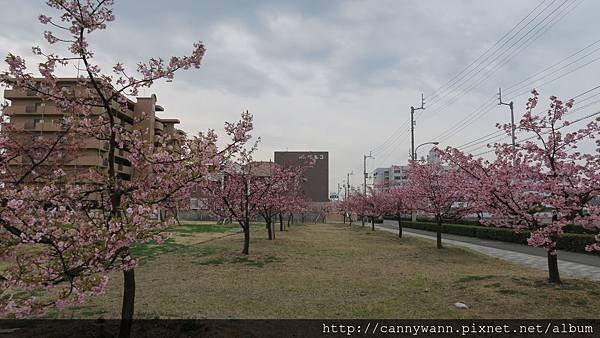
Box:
[414,141,440,162]
[412,141,439,222]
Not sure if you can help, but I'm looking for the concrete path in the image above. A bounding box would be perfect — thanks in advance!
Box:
[372,220,600,281]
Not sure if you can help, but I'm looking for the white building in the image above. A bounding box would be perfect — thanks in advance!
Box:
[371,165,410,187]
[371,150,442,188]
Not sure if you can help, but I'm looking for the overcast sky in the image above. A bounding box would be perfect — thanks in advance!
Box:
[2,0,599,194]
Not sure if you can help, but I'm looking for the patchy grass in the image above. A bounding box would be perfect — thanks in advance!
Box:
[53,223,600,319]
[457,275,497,283]
[174,222,238,234]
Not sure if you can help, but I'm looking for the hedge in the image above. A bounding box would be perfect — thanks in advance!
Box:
[391,217,596,234]
[394,220,597,254]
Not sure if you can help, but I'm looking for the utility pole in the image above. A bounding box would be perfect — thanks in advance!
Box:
[498,88,516,147]
[410,94,425,161]
[410,94,424,223]
[363,152,374,195]
[362,152,374,226]
[346,172,352,198]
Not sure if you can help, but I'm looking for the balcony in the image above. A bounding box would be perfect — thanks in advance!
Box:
[5,104,63,115]
[82,139,110,150]
[116,148,130,159]
[154,120,164,133]
[22,120,66,132]
[64,155,105,167]
[117,163,132,175]
[3,89,37,99]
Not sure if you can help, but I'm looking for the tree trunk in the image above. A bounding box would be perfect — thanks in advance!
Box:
[547,252,561,284]
[242,223,250,255]
[343,213,346,224]
[287,213,291,227]
[436,216,443,249]
[271,223,275,239]
[266,219,273,240]
[361,214,365,226]
[118,269,135,338]
[371,218,375,231]
[397,215,402,238]
[279,213,284,231]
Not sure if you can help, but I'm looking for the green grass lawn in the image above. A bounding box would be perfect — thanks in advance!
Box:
[50,222,600,319]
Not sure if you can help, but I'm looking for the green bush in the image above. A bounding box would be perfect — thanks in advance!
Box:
[387,216,594,234]
[401,221,597,254]
[557,233,597,253]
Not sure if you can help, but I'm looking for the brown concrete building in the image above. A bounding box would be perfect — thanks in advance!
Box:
[274,151,329,202]
[2,78,182,181]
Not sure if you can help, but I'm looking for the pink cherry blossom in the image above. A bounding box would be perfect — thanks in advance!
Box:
[0,1,250,336]
[442,90,600,283]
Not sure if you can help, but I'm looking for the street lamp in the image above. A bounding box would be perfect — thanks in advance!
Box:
[414,141,439,161]
[412,141,439,222]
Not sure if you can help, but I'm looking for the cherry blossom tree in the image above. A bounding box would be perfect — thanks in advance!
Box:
[380,185,415,238]
[335,197,356,226]
[256,163,307,240]
[406,160,473,249]
[276,169,309,231]
[333,199,351,225]
[205,145,278,254]
[0,1,254,336]
[443,91,600,283]
[362,187,387,231]
[346,190,368,227]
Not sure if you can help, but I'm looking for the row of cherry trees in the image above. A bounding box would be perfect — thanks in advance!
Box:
[336,164,467,249]
[336,91,600,284]
[204,144,309,254]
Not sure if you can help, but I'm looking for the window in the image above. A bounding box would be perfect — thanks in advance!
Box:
[60,86,74,95]
[25,104,37,113]
[33,118,44,127]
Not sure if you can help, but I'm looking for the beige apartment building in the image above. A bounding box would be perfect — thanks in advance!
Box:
[2,78,182,181]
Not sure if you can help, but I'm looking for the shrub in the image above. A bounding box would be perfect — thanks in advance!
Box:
[400,221,597,254]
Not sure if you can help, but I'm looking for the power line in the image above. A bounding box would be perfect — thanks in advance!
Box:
[427,0,553,104]
[367,0,557,160]
[433,3,594,147]
[503,38,600,93]
[470,108,600,157]
[367,0,586,165]
[456,129,505,148]
[458,84,600,153]
[424,0,578,116]
[370,118,411,155]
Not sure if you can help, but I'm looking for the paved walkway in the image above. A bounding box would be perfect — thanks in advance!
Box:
[373,220,600,281]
